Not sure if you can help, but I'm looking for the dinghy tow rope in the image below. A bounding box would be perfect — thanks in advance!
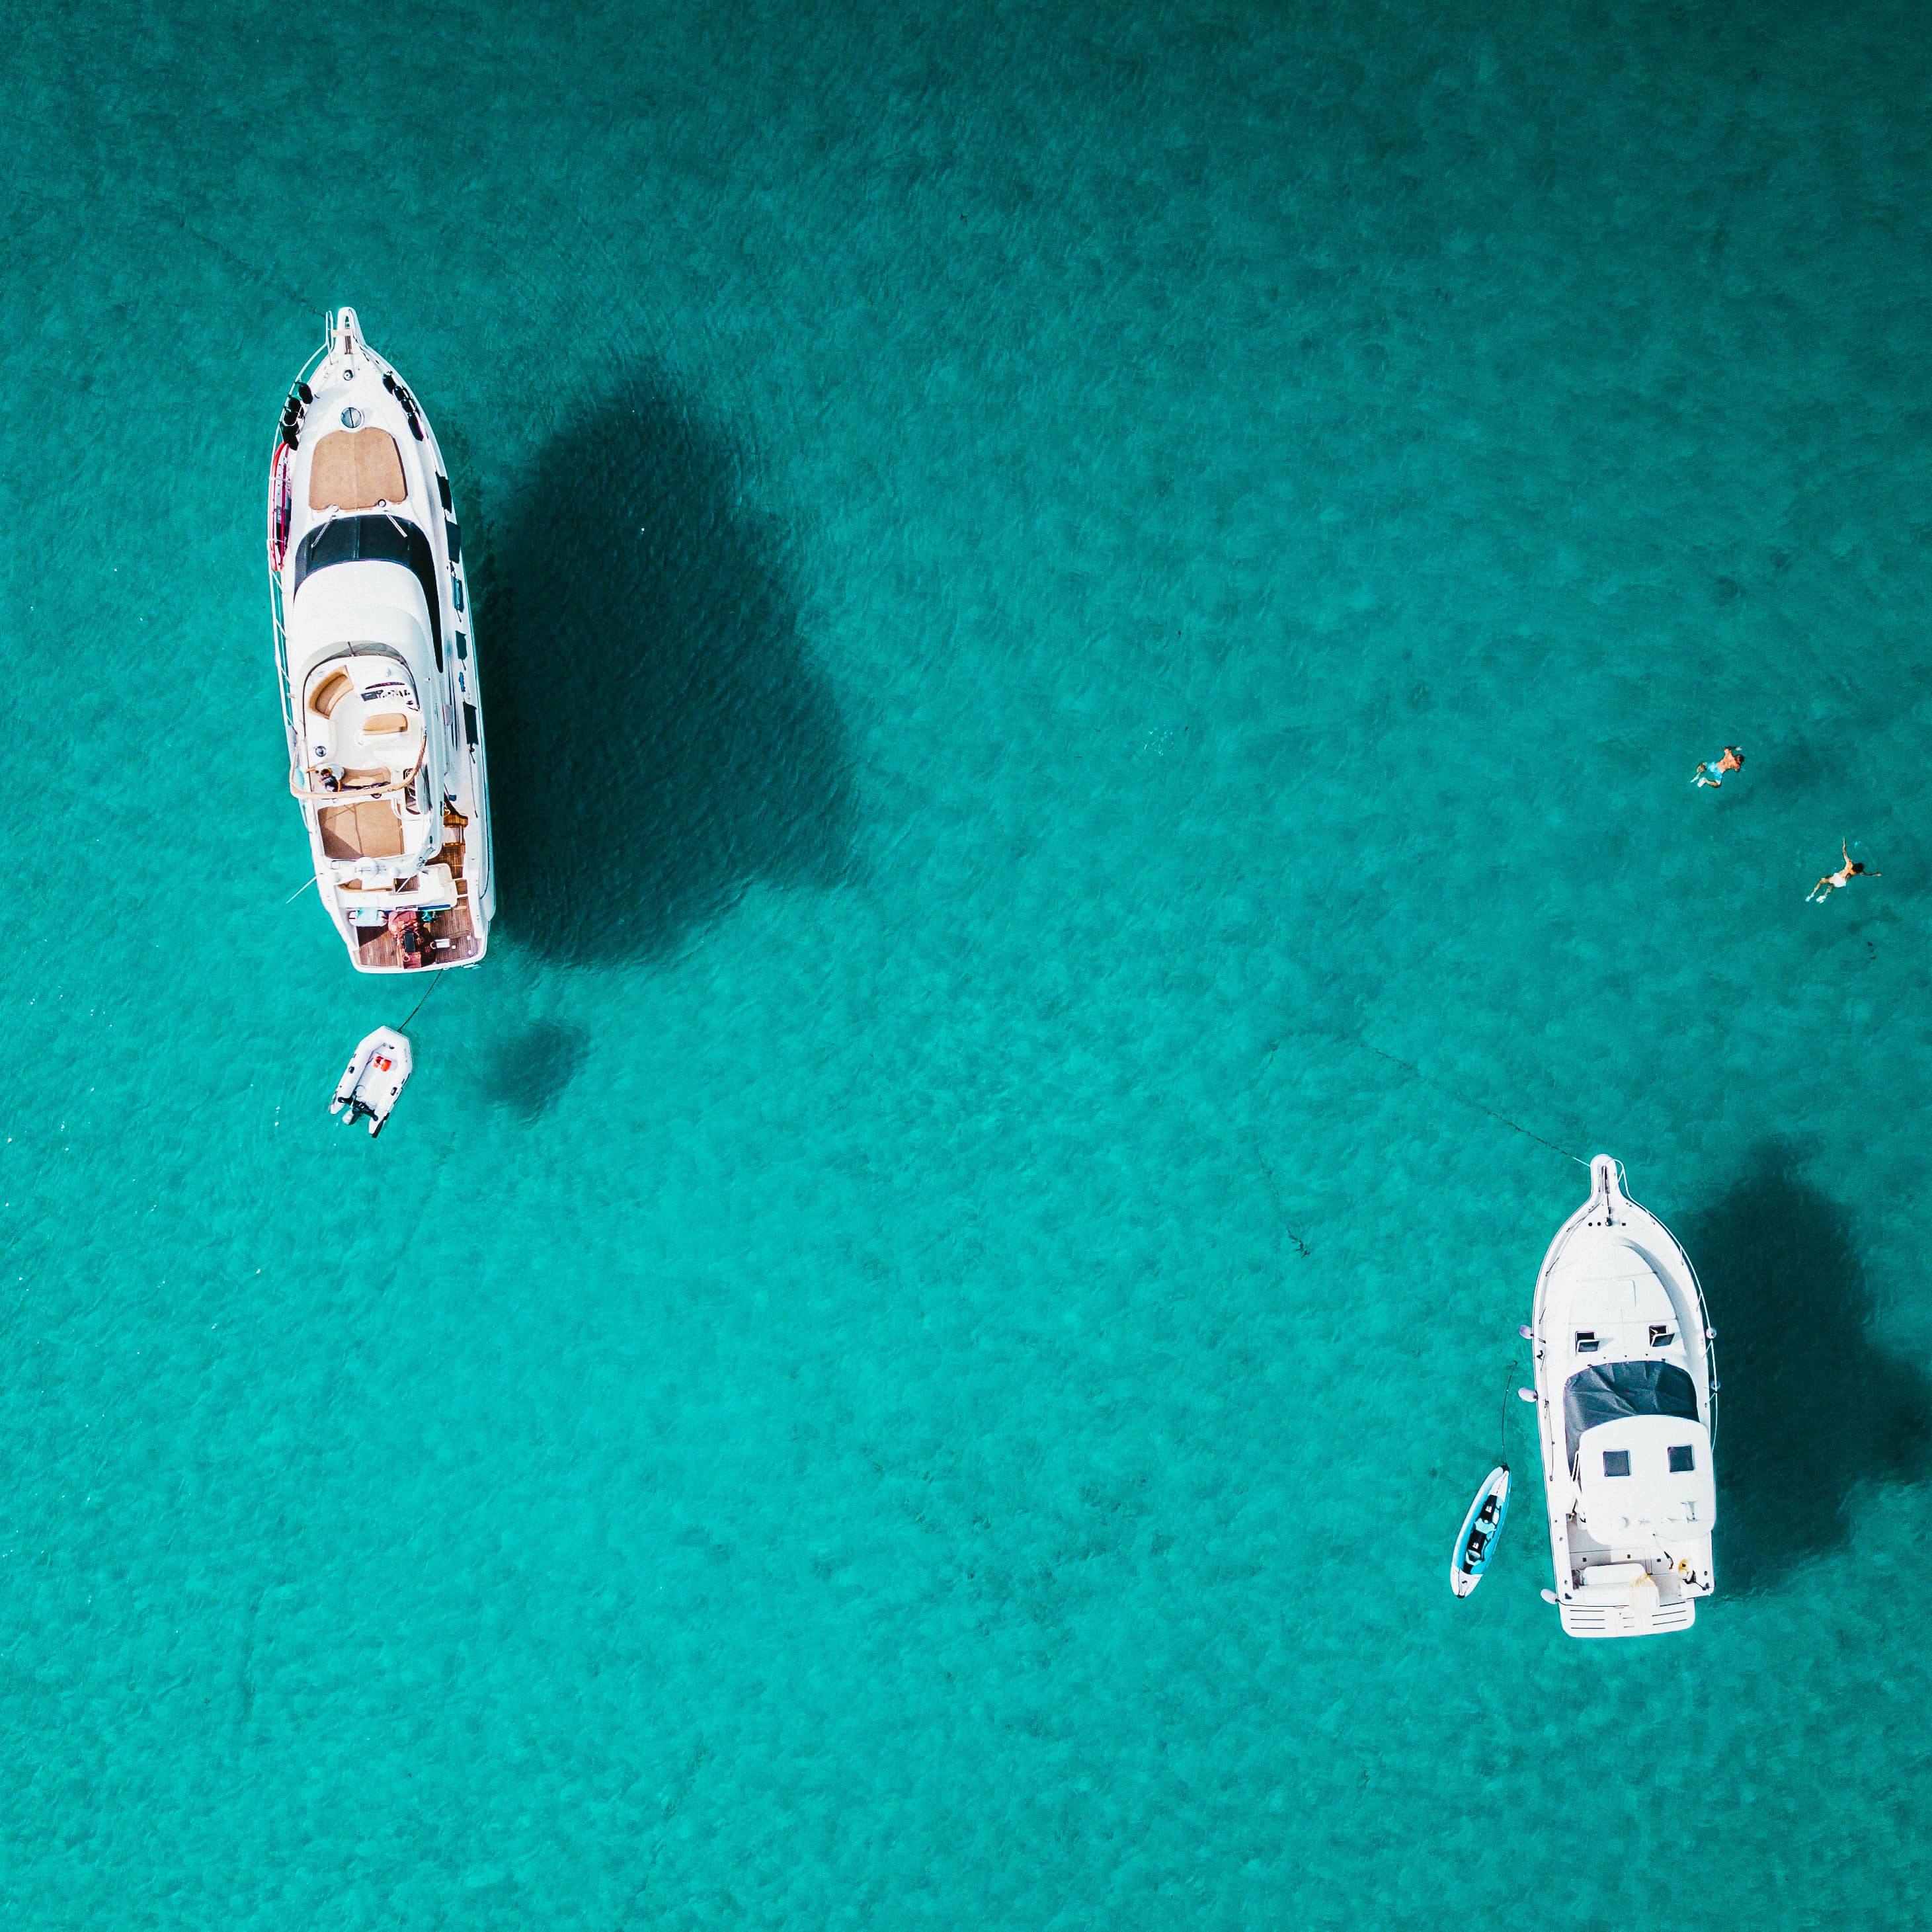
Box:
[397,968,448,1033]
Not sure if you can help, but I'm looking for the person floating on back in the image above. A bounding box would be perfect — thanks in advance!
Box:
[1807,840,1879,903]
[1692,746,1744,787]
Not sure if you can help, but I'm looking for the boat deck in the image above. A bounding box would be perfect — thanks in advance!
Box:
[352,809,482,971]
[309,427,408,512]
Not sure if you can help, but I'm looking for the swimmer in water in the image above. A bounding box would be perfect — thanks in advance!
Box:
[1807,841,1879,902]
[1693,746,1744,787]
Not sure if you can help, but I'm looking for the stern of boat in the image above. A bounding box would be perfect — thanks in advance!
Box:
[1558,1558,1703,1638]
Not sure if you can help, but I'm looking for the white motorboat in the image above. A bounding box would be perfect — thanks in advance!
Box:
[267,308,493,972]
[1529,1156,1717,1638]
[329,1026,413,1137]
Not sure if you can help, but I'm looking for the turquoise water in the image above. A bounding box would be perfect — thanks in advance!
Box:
[5,0,1932,1921]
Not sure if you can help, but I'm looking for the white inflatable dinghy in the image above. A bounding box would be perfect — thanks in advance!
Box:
[1449,1465,1510,1598]
[330,1027,413,1137]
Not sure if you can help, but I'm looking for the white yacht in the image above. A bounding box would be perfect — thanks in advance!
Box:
[1529,1156,1717,1638]
[266,308,493,971]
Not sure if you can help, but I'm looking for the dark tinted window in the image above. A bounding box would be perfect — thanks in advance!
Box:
[1668,1445,1696,1473]
[1602,1450,1631,1477]
[292,514,443,670]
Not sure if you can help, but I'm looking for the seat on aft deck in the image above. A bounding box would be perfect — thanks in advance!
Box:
[309,669,354,718]
[308,429,409,512]
[319,800,405,860]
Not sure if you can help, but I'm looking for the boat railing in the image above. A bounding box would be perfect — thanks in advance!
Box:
[267,572,303,783]
[265,329,335,770]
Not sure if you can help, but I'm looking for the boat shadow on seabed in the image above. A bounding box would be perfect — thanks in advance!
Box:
[484,1020,589,1120]
[1682,1141,1932,1595]
[469,367,857,968]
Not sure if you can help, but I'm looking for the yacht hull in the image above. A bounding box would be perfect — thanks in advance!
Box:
[266,308,494,973]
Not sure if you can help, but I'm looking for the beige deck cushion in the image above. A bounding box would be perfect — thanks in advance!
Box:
[362,711,411,735]
[319,801,405,860]
[309,669,353,718]
[308,428,408,512]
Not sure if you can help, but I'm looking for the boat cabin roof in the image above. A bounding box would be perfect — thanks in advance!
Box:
[1574,1413,1716,1540]
[1563,1360,1699,1461]
[286,565,436,682]
[291,513,444,669]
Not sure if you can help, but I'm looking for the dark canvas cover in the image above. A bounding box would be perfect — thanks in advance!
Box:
[1563,1361,1699,1461]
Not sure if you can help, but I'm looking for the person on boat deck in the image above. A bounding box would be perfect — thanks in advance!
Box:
[388,908,426,967]
[1808,840,1878,903]
[1692,746,1744,787]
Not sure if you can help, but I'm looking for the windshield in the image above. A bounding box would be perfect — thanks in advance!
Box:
[1564,1361,1698,1463]
[294,514,444,669]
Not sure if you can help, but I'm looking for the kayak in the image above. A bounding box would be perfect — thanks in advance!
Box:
[1450,1465,1510,1597]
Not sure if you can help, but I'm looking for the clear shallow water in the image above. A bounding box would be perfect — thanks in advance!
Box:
[4,1,1931,1923]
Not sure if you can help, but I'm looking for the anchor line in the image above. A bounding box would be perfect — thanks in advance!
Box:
[1246,1130,1312,1259]
[1244,1044,1313,1258]
[1359,1043,1589,1168]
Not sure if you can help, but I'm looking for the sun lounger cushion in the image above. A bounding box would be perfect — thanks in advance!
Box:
[309,670,353,718]
[308,429,408,512]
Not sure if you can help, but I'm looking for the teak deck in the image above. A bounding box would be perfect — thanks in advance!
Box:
[308,428,408,512]
[352,815,480,970]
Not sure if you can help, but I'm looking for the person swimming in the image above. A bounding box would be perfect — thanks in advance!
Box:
[1693,746,1744,787]
[1807,841,1879,902]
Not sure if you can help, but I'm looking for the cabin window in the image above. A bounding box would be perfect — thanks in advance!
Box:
[1668,1445,1696,1473]
[1601,1450,1631,1477]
